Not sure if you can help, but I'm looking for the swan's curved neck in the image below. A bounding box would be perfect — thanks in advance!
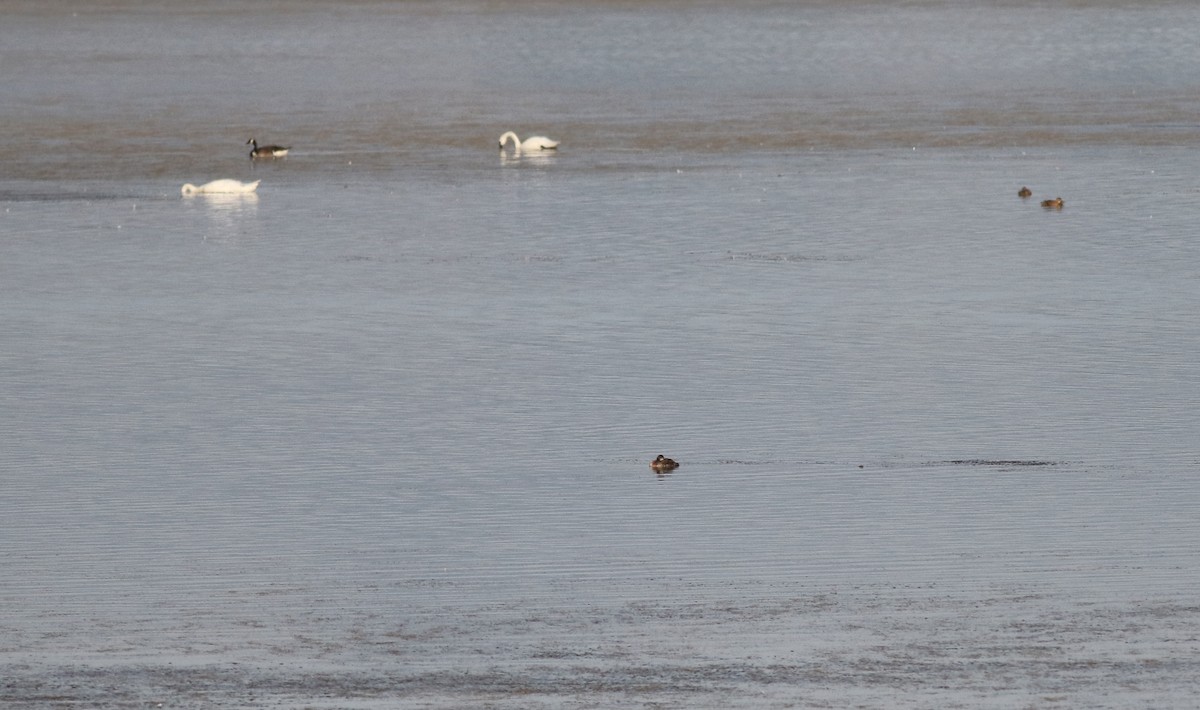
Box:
[499,131,519,149]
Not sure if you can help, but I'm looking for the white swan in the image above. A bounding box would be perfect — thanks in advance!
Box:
[498,131,559,152]
[181,179,261,196]
[247,138,290,159]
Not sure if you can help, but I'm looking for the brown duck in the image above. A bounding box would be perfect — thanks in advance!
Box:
[650,454,680,472]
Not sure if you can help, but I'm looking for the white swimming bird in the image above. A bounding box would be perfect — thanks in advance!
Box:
[181,179,261,196]
[498,131,559,152]
[247,138,290,158]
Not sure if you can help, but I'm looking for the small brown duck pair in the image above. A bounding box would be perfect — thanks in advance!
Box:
[650,454,679,472]
[1019,187,1065,209]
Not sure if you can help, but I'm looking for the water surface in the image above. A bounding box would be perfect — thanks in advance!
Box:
[3,1,1200,707]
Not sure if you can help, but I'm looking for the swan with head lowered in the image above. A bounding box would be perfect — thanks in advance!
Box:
[498,131,559,152]
[181,179,261,196]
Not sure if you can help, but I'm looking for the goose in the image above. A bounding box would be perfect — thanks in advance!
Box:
[181,179,261,196]
[498,131,559,152]
[247,138,290,159]
[650,454,680,472]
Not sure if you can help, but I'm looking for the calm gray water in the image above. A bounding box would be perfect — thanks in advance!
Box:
[3,1,1200,707]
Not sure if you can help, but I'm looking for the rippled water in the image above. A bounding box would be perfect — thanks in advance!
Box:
[3,1,1200,708]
